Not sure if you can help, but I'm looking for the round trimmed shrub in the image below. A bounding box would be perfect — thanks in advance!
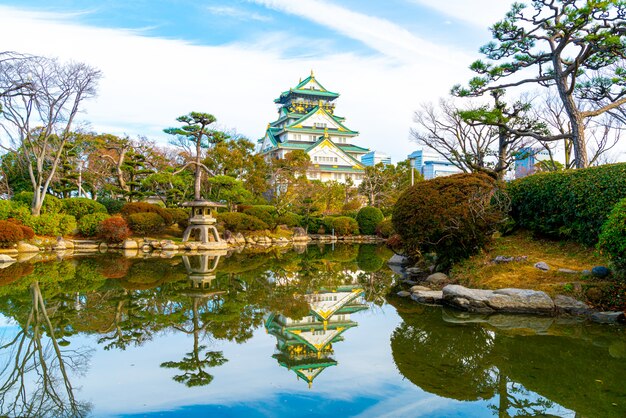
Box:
[0,200,31,223]
[393,173,506,268]
[78,212,111,237]
[276,212,302,228]
[24,214,77,236]
[302,216,325,234]
[356,206,384,235]
[376,218,394,238]
[121,202,174,225]
[598,198,626,276]
[0,220,23,247]
[12,191,63,214]
[6,218,35,240]
[324,216,359,236]
[98,216,131,243]
[217,212,268,232]
[166,208,190,226]
[127,212,165,235]
[243,206,277,229]
[63,198,107,220]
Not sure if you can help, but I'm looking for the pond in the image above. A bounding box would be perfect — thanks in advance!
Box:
[0,244,624,417]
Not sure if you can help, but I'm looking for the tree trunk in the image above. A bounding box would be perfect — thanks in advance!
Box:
[194,139,202,200]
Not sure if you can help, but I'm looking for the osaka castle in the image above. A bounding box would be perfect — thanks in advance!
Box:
[257,71,370,186]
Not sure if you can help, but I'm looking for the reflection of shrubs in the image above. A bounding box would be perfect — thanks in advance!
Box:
[393,173,506,268]
[243,206,277,229]
[0,220,23,247]
[63,198,108,220]
[127,212,165,235]
[357,244,384,272]
[96,255,132,279]
[598,198,626,277]
[376,219,395,238]
[24,214,77,236]
[276,212,302,228]
[324,216,359,236]
[78,213,111,237]
[98,216,132,243]
[0,262,34,285]
[356,206,384,235]
[121,202,173,225]
[217,212,268,232]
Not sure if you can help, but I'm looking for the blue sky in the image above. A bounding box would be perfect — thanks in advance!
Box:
[0,1,521,161]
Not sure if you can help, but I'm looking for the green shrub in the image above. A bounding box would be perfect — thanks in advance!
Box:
[98,198,126,215]
[121,202,174,225]
[127,212,165,235]
[0,220,23,247]
[243,206,277,229]
[376,218,395,238]
[98,216,131,243]
[78,212,111,237]
[509,163,626,245]
[166,208,190,226]
[324,216,359,236]
[276,212,302,228]
[393,173,506,268]
[356,206,384,235]
[23,214,77,236]
[598,197,626,276]
[0,200,30,223]
[302,216,325,234]
[12,191,63,214]
[62,198,107,220]
[217,212,268,232]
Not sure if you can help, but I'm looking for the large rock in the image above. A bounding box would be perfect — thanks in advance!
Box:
[388,254,410,266]
[534,261,550,271]
[17,242,40,253]
[425,272,450,287]
[590,311,625,324]
[442,285,496,313]
[162,243,178,251]
[591,266,611,278]
[488,288,554,314]
[122,240,138,249]
[410,290,443,304]
[410,285,432,293]
[0,254,16,264]
[442,285,555,314]
[554,295,591,315]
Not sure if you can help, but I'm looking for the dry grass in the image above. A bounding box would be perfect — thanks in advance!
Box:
[450,231,609,294]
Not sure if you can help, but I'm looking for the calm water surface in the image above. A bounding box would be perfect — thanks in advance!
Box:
[0,244,624,417]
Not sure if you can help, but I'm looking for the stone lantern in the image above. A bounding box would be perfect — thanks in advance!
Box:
[181,200,227,248]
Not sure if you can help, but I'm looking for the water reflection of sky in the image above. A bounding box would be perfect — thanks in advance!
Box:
[45,306,493,418]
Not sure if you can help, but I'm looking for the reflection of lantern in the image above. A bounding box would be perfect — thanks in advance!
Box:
[181,200,228,248]
[182,253,226,290]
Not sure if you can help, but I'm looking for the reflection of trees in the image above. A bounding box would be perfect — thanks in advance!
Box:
[0,282,92,417]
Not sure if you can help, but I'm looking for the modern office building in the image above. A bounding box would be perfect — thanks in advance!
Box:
[360,151,391,167]
[515,147,550,178]
[408,149,461,180]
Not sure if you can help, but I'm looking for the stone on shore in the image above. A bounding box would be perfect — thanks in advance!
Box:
[558,268,579,274]
[0,254,16,264]
[410,290,443,304]
[442,285,495,313]
[17,242,40,253]
[554,295,591,315]
[388,254,410,266]
[534,261,550,271]
[410,285,432,293]
[591,266,611,278]
[590,311,625,324]
[442,285,555,314]
[425,272,450,287]
[122,239,138,249]
[397,290,411,297]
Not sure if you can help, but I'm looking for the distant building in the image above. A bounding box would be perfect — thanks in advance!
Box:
[515,147,550,179]
[361,151,391,167]
[408,149,462,180]
[257,71,370,186]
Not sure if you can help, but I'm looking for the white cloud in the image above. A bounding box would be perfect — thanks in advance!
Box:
[207,5,271,22]
[250,0,465,65]
[409,0,515,28]
[0,5,477,163]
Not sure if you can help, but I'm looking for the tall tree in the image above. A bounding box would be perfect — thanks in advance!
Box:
[453,0,626,168]
[0,52,101,214]
[164,112,226,200]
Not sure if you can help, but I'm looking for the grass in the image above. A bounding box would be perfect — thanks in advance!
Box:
[450,230,609,295]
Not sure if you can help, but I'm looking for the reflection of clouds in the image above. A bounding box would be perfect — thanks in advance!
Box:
[0,315,17,327]
[75,306,447,416]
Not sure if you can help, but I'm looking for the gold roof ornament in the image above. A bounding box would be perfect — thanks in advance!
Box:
[310,69,315,78]
[323,127,329,139]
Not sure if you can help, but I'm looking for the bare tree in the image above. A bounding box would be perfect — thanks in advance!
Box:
[0,52,101,215]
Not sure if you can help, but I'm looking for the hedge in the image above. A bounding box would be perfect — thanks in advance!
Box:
[98,198,126,215]
[127,212,165,235]
[63,198,108,220]
[598,197,626,276]
[276,212,302,228]
[78,212,111,237]
[323,216,359,236]
[121,202,174,225]
[23,213,77,236]
[217,212,268,232]
[393,173,505,267]
[508,163,626,246]
[0,200,30,223]
[243,206,277,229]
[356,206,384,235]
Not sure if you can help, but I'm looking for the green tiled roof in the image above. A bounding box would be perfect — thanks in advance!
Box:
[312,165,365,173]
[339,144,369,153]
[286,105,358,134]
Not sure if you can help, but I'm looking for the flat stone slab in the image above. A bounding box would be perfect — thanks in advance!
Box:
[590,311,625,324]
[554,295,591,315]
[410,290,443,304]
[397,290,411,297]
[410,285,432,292]
[443,285,554,314]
